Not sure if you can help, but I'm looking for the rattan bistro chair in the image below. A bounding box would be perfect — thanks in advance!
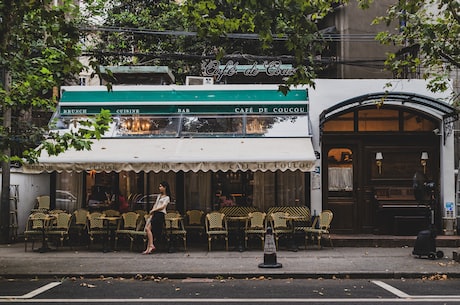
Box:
[24,212,48,251]
[304,210,334,248]
[165,212,187,251]
[86,212,105,248]
[269,212,292,250]
[71,208,89,245]
[244,211,267,249]
[205,211,228,251]
[47,212,72,248]
[115,212,139,251]
[185,209,205,239]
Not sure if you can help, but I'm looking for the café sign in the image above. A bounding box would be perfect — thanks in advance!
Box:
[202,60,296,81]
[60,104,307,116]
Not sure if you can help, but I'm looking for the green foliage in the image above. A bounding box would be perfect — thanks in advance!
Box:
[84,0,382,89]
[182,0,339,84]
[373,0,459,103]
[83,0,203,83]
[0,0,111,165]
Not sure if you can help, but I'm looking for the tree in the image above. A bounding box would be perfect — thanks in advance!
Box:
[181,0,374,93]
[0,0,111,243]
[373,0,460,102]
[82,0,208,83]
[82,0,377,91]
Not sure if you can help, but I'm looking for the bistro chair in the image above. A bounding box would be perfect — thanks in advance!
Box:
[244,211,267,249]
[47,212,72,249]
[205,211,228,251]
[103,209,120,217]
[32,195,50,212]
[86,212,105,248]
[134,210,148,220]
[71,208,89,245]
[269,212,292,250]
[133,214,150,250]
[24,212,48,252]
[185,209,205,239]
[49,209,67,215]
[304,210,334,248]
[165,212,187,251]
[102,209,121,229]
[115,211,139,251]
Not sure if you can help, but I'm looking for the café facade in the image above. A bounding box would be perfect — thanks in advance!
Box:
[15,79,458,236]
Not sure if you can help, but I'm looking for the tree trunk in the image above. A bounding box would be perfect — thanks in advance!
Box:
[0,71,11,244]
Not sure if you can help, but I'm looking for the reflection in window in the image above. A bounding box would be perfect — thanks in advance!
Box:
[117,116,180,136]
[181,116,243,135]
[247,115,309,137]
[54,114,310,138]
[56,172,82,211]
[328,148,353,191]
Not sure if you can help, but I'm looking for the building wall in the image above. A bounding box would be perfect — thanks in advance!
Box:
[326,0,398,79]
[2,171,50,235]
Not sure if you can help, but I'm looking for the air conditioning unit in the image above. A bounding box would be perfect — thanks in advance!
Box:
[185,76,214,85]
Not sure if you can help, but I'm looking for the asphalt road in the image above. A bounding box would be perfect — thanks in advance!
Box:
[2,277,460,304]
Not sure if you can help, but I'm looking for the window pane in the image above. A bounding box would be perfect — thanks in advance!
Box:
[358,109,399,131]
[328,148,353,191]
[403,112,437,131]
[246,115,309,137]
[323,112,354,132]
[181,116,243,136]
[117,116,180,136]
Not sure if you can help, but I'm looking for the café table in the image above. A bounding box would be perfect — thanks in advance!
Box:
[281,214,305,252]
[226,215,249,252]
[165,214,183,253]
[98,215,121,253]
[36,214,56,253]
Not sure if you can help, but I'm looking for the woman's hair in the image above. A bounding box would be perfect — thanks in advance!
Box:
[160,181,172,198]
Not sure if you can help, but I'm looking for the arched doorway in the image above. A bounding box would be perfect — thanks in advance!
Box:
[319,93,457,234]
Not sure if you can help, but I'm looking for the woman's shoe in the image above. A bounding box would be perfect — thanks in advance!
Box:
[142,246,156,255]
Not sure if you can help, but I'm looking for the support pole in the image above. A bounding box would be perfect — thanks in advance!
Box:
[0,70,11,244]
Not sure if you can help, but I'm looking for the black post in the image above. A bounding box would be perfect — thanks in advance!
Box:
[0,70,11,244]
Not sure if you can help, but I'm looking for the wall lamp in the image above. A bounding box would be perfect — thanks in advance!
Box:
[421,151,429,174]
[375,152,383,174]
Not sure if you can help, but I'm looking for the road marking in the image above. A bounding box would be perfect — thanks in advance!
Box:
[2,298,460,303]
[372,280,460,299]
[0,282,61,299]
[372,280,411,298]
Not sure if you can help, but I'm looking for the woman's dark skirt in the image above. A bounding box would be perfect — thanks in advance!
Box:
[150,211,165,240]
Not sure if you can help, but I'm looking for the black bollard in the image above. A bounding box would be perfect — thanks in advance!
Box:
[258,227,282,268]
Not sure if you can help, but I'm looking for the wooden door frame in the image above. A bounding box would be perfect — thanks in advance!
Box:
[322,139,362,233]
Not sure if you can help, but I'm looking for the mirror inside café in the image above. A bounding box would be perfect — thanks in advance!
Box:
[212,171,254,210]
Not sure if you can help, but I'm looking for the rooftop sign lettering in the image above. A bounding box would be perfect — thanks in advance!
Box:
[202,60,296,81]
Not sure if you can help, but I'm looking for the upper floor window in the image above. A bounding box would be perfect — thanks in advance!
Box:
[53,114,311,138]
[323,107,437,133]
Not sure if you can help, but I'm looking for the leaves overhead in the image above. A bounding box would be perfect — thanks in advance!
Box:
[373,0,460,101]
[0,0,111,164]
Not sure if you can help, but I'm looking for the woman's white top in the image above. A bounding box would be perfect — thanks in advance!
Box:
[152,195,170,214]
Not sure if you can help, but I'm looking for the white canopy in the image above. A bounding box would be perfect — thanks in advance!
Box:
[23,138,316,173]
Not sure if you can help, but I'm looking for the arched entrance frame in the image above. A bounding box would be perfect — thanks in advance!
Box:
[319,92,458,235]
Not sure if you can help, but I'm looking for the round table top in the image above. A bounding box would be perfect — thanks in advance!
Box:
[166,216,183,221]
[280,215,306,220]
[98,216,121,221]
[226,215,250,220]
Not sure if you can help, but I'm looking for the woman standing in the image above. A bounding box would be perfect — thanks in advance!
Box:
[143,181,171,254]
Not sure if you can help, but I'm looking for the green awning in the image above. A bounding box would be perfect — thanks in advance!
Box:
[59,85,308,115]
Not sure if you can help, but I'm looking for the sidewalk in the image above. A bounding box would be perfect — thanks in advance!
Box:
[1,242,460,279]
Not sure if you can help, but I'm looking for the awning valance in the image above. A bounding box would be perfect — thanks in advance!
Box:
[23,138,316,174]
